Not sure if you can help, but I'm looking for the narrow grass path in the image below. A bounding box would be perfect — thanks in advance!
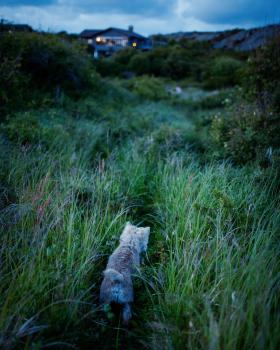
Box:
[1,95,279,349]
[0,98,197,349]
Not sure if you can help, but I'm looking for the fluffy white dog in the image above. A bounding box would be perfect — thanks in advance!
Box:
[100,222,150,324]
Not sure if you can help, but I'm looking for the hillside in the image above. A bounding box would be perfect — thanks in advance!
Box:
[153,24,280,51]
[1,81,279,349]
[0,30,280,349]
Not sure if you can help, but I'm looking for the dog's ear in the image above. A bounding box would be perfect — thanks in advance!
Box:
[140,227,150,252]
[143,227,150,237]
[123,221,133,234]
[120,221,134,242]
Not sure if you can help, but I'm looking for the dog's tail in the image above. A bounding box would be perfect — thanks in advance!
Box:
[103,268,124,283]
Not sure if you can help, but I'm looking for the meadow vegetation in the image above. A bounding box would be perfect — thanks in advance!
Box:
[94,39,246,88]
[0,31,279,349]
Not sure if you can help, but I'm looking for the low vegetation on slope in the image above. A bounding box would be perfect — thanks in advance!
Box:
[0,31,100,118]
[94,39,246,88]
[0,31,279,349]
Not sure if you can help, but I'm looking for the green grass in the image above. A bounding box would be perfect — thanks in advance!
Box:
[149,161,280,349]
[0,83,279,349]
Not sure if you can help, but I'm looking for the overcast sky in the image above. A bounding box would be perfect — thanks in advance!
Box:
[0,0,279,35]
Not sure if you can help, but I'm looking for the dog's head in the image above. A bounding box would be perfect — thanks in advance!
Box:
[120,222,150,253]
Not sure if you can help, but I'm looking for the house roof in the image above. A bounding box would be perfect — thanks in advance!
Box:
[80,29,102,38]
[80,27,146,39]
[0,24,33,32]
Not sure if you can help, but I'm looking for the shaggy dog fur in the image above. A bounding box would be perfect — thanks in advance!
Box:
[100,222,150,324]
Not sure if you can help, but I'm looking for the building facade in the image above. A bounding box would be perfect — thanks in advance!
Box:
[80,26,152,57]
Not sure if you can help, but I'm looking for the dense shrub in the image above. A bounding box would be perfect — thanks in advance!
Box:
[94,48,137,77]
[94,57,123,77]
[113,47,136,65]
[173,39,216,81]
[206,37,280,164]
[0,54,29,116]
[94,41,245,86]
[146,47,169,76]
[210,103,280,163]
[122,76,169,100]
[128,53,150,75]
[185,90,230,110]
[245,34,280,112]
[0,32,99,117]
[1,111,70,146]
[161,47,191,79]
[142,124,190,158]
[203,56,244,89]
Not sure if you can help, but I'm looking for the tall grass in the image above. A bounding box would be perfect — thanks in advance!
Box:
[0,145,129,347]
[148,160,280,349]
[0,90,279,348]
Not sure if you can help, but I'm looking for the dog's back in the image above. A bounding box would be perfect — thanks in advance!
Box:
[100,245,135,305]
[99,222,150,324]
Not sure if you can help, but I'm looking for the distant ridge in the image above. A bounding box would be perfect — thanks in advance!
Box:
[152,24,280,51]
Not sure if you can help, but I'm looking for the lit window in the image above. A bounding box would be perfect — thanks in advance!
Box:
[96,37,102,42]
[132,42,137,47]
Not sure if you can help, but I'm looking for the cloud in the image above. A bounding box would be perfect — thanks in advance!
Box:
[3,0,55,6]
[0,4,176,34]
[57,0,173,16]
[0,0,279,35]
[176,0,280,26]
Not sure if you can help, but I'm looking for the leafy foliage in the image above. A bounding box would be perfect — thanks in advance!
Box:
[121,75,169,100]
[207,38,280,164]
[210,104,280,163]
[245,34,280,112]
[94,40,245,86]
[203,56,244,88]
[1,110,71,147]
[0,93,279,347]
[0,30,279,349]
[0,32,100,118]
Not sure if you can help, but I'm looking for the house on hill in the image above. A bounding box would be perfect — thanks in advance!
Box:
[80,26,152,57]
[0,21,33,33]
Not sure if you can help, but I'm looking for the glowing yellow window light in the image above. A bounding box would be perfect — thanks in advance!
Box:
[132,42,137,47]
[96,37,102,42]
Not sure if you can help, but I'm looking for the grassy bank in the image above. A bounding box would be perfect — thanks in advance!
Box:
[149,160,280,349]
[0,84,279,349]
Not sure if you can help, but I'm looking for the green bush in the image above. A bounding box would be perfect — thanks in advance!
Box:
[161,47,190,79]
[245,34,280,112]
[123,76,169,100]
[93,39,247,86]
[207,37,280,164]
[142,124,190,158]
[0,32,100,117]
[1,111,70,147]
[147,47,169,76]
[210,103,280,163]
[203,56,244,89]
[185,90,231,110]
[94,57,123,77]
[128,53,150,75]
[94,48,137,77]
[114,47,136,65]
[0,54,29,117]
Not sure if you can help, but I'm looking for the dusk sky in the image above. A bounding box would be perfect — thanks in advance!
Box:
[0,0,279,35]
